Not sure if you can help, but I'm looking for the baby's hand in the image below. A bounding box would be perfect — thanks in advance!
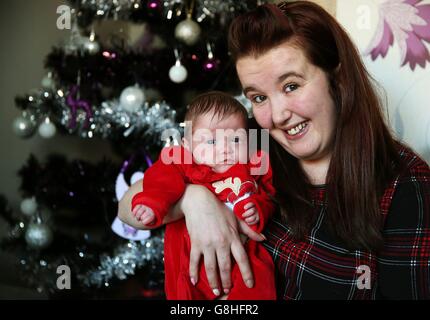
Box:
[132,205,155,226]
[241,202,259,225]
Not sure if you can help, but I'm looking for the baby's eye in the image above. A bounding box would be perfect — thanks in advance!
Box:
[207,139,216,145]
[284,83,299,93]
[232,136,240,143]
[252,95,266,104]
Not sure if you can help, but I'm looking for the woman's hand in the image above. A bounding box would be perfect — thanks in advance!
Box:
[182,185,266,296]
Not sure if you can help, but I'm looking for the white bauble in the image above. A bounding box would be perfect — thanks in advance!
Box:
[169,63,188,83]
[119,86,145,112]
[20,197,37,216]
[38,118,56,139]
[175,18,201,46]
[41,73,54,89]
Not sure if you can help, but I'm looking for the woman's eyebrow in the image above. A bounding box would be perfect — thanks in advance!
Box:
[243,86,258,96]
[243,71,304,95]
[277,71,304,83]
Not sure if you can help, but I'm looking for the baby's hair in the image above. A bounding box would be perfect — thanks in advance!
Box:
[184,91,248,126]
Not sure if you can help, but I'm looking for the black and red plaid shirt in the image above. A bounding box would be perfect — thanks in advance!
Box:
[263,146,430,299]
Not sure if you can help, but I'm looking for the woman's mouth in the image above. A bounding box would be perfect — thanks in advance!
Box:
[283,121,309,140]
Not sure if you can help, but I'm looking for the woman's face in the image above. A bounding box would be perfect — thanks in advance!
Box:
[236,41,337,166]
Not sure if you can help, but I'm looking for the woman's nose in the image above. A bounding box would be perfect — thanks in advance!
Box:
[271,96,292,127]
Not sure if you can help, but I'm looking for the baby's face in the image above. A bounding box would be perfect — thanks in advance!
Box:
[185,111,248,173]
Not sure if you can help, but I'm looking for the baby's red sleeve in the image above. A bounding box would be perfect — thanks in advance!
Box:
[248,150,276,233]
[131,146,187,227]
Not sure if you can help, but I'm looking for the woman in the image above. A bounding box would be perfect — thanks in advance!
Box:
[119,1,430,299]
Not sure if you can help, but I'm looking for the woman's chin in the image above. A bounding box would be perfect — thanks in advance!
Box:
[287,147,319,161]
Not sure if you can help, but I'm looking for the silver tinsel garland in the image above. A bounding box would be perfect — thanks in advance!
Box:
[76,0,266,22]
[79,237,164,288]
[19,88,179,143]
[194,0,264,23]
[93,100,178,139]
[13,237,164,293]
[78,0,143,19]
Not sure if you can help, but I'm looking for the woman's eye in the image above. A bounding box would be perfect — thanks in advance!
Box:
[252,95,266,104]
[207,139,216,145]
[284,83,298,93]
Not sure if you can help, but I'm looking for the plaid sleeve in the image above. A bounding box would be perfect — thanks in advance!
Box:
[377,163,430,299]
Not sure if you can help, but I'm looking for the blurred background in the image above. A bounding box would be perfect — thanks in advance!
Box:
[0,0,428,299]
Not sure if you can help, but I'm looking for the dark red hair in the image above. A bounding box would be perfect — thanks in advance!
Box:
[229,1,402,251]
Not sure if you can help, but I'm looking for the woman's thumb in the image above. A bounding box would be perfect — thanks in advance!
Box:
[238,220,266,242]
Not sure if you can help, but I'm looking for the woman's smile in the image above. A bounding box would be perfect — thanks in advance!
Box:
[283,120,310,140]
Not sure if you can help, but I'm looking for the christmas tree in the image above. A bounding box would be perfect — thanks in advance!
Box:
[3,0,263,299]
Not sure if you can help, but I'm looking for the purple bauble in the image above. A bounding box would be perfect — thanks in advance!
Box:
[203,58,220,72]
[147,0,160,10]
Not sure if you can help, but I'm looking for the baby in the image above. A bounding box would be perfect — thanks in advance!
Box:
[130,91,276,300]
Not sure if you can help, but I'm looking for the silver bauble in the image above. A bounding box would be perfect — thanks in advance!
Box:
[235,94,252,118]
[174,18,201,46]
[25,222,53,249]
[12,116,36,138]
[119,86,145,112]
[82,38,100,55]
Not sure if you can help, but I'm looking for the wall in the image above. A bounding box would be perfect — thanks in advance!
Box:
[336,0,430,164]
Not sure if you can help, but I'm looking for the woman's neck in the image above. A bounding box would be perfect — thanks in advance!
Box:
[299,154,331,186]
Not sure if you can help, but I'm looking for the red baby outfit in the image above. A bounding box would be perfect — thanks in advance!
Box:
[132,146,276,300]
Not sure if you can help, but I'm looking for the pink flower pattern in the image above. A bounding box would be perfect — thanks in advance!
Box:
[365,0,430,70]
